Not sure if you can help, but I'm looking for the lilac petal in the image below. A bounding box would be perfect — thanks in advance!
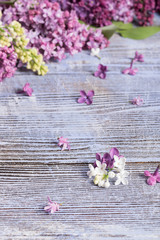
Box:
[86,98,92,105]
[94,71,100,77]
[109,147,119,159]
[80,90,87,97]
[87,90,94,97]
[44,206,51,211]
[103,153,111,162]
[99,72,106,79]
[156,175,160,182]
[122,68,130,74]
[98,64,103,70]
[130,68,138,75]
[47,196,52,203]
[144,171,152,177]
[147,176,156,186]
[96,153,102,161]
[78,97,86,103]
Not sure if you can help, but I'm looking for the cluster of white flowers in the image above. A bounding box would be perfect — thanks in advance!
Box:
[87,155,129,188]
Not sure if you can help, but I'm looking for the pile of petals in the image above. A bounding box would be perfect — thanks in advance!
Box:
[87,148,129,188]
[0,46,17,82]
[52,0,160,26]
[0,19,48,79]
[1,0,109,62]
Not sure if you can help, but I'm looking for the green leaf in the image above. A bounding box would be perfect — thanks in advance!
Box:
[112,21,133,30]
[117,26,160,40]
[100,24,117,39]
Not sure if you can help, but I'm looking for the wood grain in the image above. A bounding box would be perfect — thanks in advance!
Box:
[0,27,160,239]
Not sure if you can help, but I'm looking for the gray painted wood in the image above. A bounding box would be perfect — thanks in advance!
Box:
[0,26,160,239]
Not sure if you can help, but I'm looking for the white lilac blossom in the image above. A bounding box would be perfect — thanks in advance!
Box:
[87,148,129,188]
[115,170,129,186]
[91,48,100,59]
[114,155,126,171]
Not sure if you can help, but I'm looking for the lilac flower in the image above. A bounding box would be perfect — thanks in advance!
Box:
[122,51,144,76]
[144,165,160,186]
[23,83,33,96]
[58,136,70,151]
[134,51,144,62]
[1,0,109,62]
[78,90,94,105]
[0,46,17,82]
[44,196,60,214]
[132,96,143,106]
[95,147,120,169]
[94,64,107,79]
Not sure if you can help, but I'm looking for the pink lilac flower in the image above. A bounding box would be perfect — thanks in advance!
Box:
[44,196,60,214]
[23,83,33,96]
[144,165,160,186]
[95,147,120,169]
[134,51,144,62]
[1,0,109,62]
[78,90,94,105]
[94,64,107,79]
[134,0,156,26]
[54,0,134,27]
[0,46,17,82]
[122,51,144,76]
[132,96,143,106]
[58,136,70,151]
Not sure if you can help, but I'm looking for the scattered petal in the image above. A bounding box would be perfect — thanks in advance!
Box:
[44,197,60,214]
[132,96,143,106]
[78,90,94,105]
[144,165,160,186]
[58,137,70,151]
[23,83,33,96]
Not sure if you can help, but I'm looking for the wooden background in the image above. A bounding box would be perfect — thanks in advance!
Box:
[0,24,160,239]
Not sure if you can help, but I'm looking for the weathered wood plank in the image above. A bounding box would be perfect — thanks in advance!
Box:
[0,24,160,239]
[0,163,159,239]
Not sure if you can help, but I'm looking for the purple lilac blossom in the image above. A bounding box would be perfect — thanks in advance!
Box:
[1,0,109,62]
[78,90,94,105]
[95,147,120,169]
[23,83,33,96]
[144,165,160,185]
[0,46,17,82]
[94,64,107,79]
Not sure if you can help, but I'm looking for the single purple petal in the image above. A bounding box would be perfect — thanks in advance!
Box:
[103,153,111,162]
[129,68,138,75]
[99,72,106,79]
[147,176,156,186]
[87,90,94,97]
[86,98,92,105]
[122,68,130,74]
[80,90,87,97]
[144,171,152,177]
[109,147,119,159]
[96,153,102,161]
[94,71,100,77]
[78,97,86,103]
[98,64,103,71]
